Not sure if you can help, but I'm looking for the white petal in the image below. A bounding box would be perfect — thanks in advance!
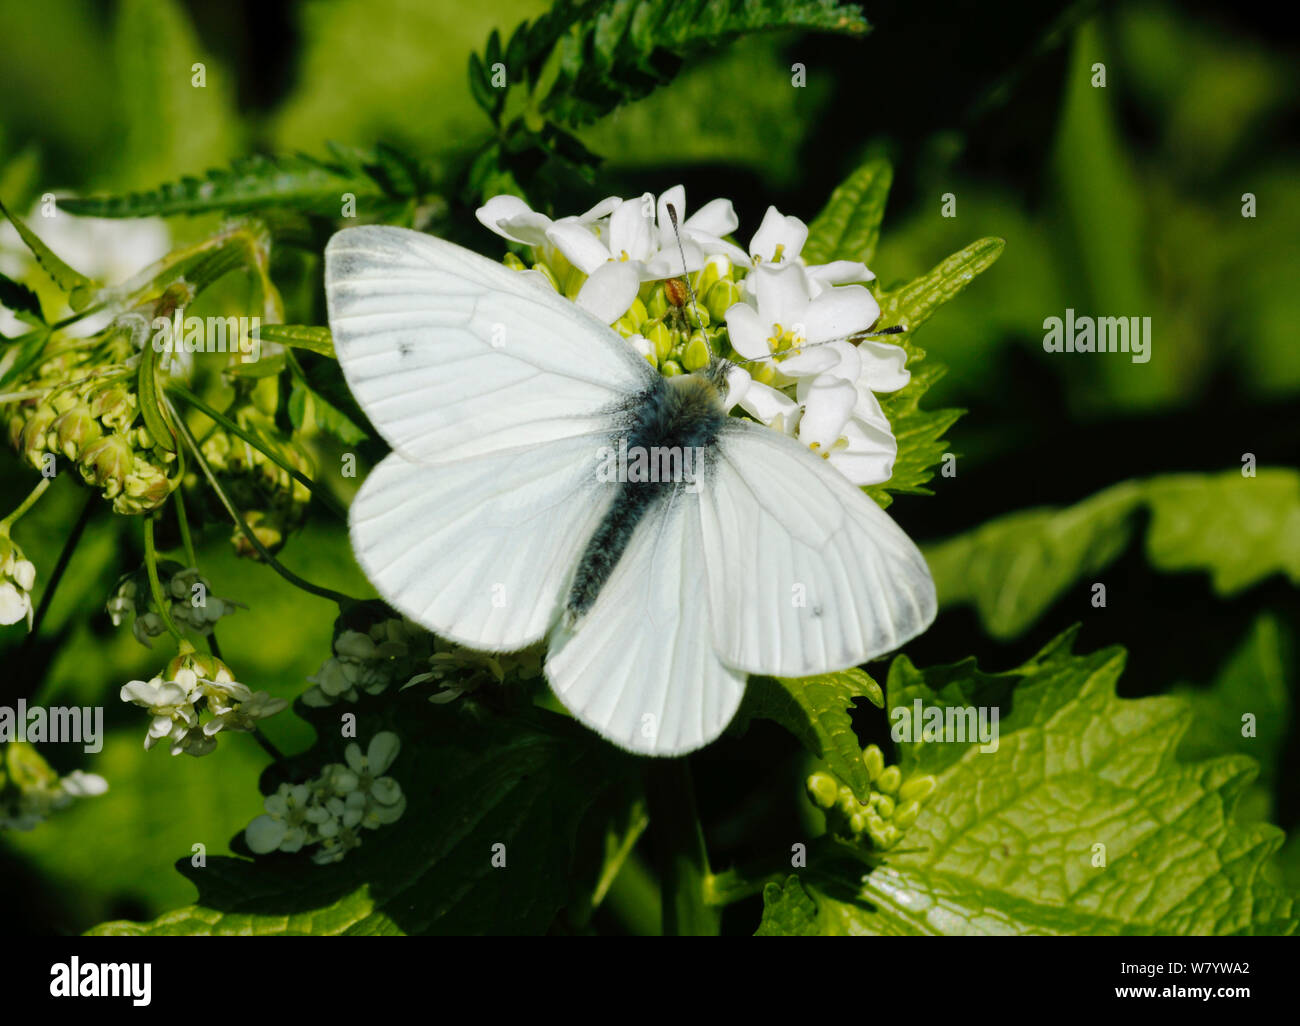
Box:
[545,222,611,274]
[752,263,812,327]
[723,302,771,360]
[655,185,688,235]
[576,262,641,324]
[475,196,552,246]
[739,380,799,426]
[721,365,753,410]
[801,284,880,343]
[776,346,840,377]
[807,259,875,287]
[684,197,739,237]
[750,207,808,263]
[367,731,401,774]
[799,378,858,450]
[608,198,656,262]
[245,814,287,854]
[857,339,910,393]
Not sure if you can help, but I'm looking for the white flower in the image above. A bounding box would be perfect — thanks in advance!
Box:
[476,194,620,251]
[747,206,810,266]
[544,186,743,324]
[725,263,878,381]
[720,364,799,433]
[0,537,37,629]
[793,339,911,486]
[246,783,313,854]
[120,677,198,751]
[344,732,401,802]
[204,689,288,735]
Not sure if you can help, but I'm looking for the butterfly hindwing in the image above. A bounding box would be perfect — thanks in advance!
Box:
[697,419,937,678]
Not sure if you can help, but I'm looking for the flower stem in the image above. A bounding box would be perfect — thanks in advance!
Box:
[143,516,185,644]
[1,477,52,531]
[172,489,198,569]
[168,395,356,607]
[644,758,720,936]
[168,382,347,522]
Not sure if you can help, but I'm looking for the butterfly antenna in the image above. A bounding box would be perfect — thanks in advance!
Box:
[739,322,909,367]
[664,203,712,356]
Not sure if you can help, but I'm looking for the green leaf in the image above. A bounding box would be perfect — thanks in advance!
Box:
[287,378,367,446]
[755,875,821,935]
[0,197,96,305]
[1175,614,1290,823]
[87,699,634,936]
[735,670,883,802]
[765,631,1299,935]
[58,146,438,221]
[863,362,963,507]
[876,236,1005,334]
[482,0,869,130]
[802,158,892,266]
[0,270,44,324]
[925,471,1300,639]
[258,324,335,359]
[136,337,176,452]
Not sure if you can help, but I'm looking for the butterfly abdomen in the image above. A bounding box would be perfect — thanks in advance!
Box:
[564,373,726,621]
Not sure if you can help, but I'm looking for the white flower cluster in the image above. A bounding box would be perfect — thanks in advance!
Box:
[477,186,909,486]
[1,742,107,832]
[120,649,287,757]
[0,533,37,629]
[306,615,540,707]
[107,563,244,648]
[244,732,405,865]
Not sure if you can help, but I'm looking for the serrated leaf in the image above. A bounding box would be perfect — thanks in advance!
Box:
[755,875,821,935]
[88,699,633,936]
[483,0,869,130]
[0,270,44,324]
[0,197,96,303]
[802,158,892,266]
[766,632,1299,935]
[735,669,883,801]
[925,471,1300,639]
[58,147,437,220]
[876,236,1005,333]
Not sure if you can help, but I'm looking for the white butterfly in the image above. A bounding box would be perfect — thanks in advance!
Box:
[324,225,936,756]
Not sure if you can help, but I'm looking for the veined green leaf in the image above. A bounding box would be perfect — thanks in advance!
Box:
[803,158,892,266]
[877,236,1006,333]
[925,470,1300,639]
[735,669,884,802]
[759,631,1299,935]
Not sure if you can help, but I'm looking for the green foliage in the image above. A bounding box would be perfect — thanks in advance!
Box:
[58,146,441,223]
[735,669,883,802]
[0,197,96,307]
[89,696,634,936]
[471,0,868,129]
[802,158,892,266]
[758,631,1298,935]
[926,470,1300,639]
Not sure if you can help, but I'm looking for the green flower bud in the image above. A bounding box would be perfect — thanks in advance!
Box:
[876,765,902,795]
[79,433,134,496]
[848,810,869,835]
[862,744,885,783]
[874,794,896,819]
[646,284,670,320]
[682,334,711,372]
[503,252,527,271]
[893,800,922,829]
[89,385,137,431]
[661,359,684,377]
[806,772,839,809]
[704,279,741,323]
[18,404,57,467]
[50,405,101,460]
[899,774,938,803]
[695,256,731,294]
[644,320,674,362]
